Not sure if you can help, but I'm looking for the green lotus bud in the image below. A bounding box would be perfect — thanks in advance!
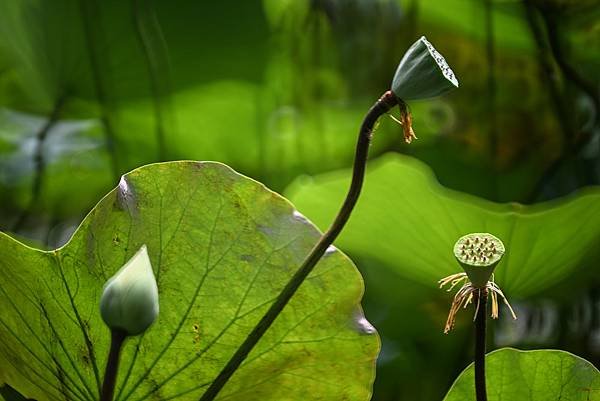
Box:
[391,36,459,100]
[100,245,159,336]
[453,233,505,288]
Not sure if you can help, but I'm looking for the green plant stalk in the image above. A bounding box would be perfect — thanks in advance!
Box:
[474,289,488,401]
[198,90,399,401]
[101,330,127,401]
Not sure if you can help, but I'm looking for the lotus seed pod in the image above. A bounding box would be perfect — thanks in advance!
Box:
[391,36,459,101]
[453,233,505,288]
[100,245,159,336]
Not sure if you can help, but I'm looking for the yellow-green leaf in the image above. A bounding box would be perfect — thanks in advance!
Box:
[444,348,600,401]
[286,153,600,297]
[0,161,377,401]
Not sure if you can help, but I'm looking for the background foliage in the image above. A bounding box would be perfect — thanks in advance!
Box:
[0,0,599,400]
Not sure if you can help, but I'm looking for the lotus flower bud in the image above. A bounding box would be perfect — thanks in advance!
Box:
[100,245,159,336]
[453,233,505,288]
[391,36,459,101]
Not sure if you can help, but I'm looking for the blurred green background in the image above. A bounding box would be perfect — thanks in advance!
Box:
[0,0,598,400]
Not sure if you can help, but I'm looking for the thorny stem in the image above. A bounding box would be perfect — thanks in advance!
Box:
[101,330,127,401]
[198,91,399,401]
[474,289,488,401]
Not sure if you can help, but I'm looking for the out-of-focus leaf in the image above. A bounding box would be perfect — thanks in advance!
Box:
[0,1,270,108]
[286,153,600,297]
[403,0,534,50]
[0,0,399,231]
[443,348,600,401]
[0,161,377,400]
[0,107,113,225]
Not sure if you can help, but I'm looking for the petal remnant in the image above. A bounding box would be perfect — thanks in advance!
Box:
[439,272,516,334]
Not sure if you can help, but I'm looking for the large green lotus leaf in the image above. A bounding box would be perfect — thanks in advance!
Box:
[443,348,600,401]
[286,153,600,297]
[0,161,378,401]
